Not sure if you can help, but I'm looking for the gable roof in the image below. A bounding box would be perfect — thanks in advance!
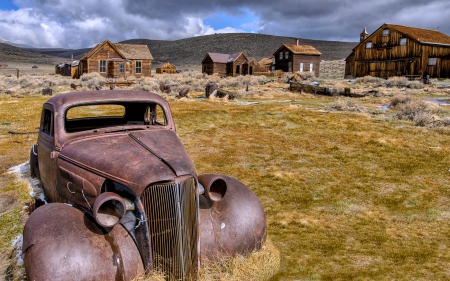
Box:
[203,52,251,64]
[258,57,275,66]
[205,52,232,63]
[385,24,450,45]
[80,39,153,61]
[115,43,153,60]
[274,44,322,56]
[156,62,176,69]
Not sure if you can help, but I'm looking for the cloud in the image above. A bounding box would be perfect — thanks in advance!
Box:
[0,0,450,48]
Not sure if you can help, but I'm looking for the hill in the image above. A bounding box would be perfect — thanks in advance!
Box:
[13,33,357,69]
[0,43,65,65]
[121,33,357,67]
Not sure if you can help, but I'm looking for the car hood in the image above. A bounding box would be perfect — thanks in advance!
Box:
[58,129,197,193]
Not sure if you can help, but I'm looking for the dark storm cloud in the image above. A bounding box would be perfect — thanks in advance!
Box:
[1,0,450,48]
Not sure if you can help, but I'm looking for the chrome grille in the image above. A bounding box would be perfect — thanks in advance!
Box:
[141,178,198,280]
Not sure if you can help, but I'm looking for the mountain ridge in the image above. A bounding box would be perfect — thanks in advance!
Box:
[2,33,358,68]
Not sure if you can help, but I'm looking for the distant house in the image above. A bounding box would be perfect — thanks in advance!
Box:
[202,52,255,76]
[345,23,450,78]
[74,39,153,79]
[156,62,177,74]
[273,39,322,76]
[55,62,72,76]
[0,62,8,68]
[256,57,275,72]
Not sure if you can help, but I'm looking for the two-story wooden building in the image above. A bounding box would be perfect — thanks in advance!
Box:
[345,23,450,78]
[202,52,256,76]
[273,39,322,76]
[75,39,153,79]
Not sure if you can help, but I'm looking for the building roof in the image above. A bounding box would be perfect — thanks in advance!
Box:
[115,43,153,60]
[258,57,275,66]
[156,62,176,69]
[206,52,233,63]
[278,44,322,55]
[80,39,153,61]
[385,24,450,45]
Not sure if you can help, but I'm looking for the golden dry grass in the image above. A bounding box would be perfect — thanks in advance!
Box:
[0,73,449,280]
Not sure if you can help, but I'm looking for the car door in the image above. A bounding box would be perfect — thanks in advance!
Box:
[37,105,59,202]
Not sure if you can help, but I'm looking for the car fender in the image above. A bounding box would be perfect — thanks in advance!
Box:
[22,203,144,281]
[198,174,266,262]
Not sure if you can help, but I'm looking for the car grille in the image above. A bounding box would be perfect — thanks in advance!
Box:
[140,178,198,280]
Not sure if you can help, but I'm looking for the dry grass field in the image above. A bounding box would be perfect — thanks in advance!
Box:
[0,66,450,280]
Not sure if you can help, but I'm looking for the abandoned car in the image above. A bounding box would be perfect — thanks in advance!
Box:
[23,90,266,280]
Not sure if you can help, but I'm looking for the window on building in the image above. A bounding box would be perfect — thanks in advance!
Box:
[285,51,289,59]
[279,52,283,60]
[119,64,124,73]
[99,60,106,73]
[428,58,437,66]
[310,63,313,72]
[300,63,303,72]
[400,38,407,45]
[42,108,54,137]
[382,29,389,36]
[288,61,292,72]
[366,41,372,49]
[135,61,142,74]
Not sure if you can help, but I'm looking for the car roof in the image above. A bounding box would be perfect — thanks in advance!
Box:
[45,90,168,110]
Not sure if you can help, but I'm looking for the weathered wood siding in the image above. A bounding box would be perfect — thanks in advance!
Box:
[202,56,226,75]
[227,54,248,77]
[346,27,450,78]
[86,45,121,77]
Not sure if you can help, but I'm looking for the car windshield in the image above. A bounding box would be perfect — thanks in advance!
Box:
[64,102,167,133]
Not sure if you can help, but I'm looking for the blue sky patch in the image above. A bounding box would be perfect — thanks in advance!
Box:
[0,0,18,11]
[204,8,258,32]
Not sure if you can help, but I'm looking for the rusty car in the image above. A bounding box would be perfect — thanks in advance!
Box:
[23,90,266,280]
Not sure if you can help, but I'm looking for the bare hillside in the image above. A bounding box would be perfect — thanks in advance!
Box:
[19,33,356,69]
[0,43,64,65]
[122,33,357,67]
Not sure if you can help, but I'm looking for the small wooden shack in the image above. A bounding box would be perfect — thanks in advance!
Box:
[345,23,450,78]
[202,52,255,77]
[55,62,71,76]
[74,39,153,79]
[156,62,177,74]
[273,39,322,76]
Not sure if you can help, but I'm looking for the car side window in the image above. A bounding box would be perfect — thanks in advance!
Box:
[146,104,167,126]
[42,108,54,137]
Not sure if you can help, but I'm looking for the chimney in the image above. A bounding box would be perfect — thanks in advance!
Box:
[295,38,299,45]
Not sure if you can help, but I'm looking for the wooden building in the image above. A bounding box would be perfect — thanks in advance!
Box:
[256,57,275,72]
[74,40,153,79]
[55,62,71,76]
[273,39,322,76]
[156,62,177,74]
[202,52,255,76]
[345,23,450,78]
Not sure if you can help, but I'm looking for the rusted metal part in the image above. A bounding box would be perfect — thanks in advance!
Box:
[198,174,267,262]
[205,83,217,97]
[178,87,189,98]
[23,203,144,281]
[93,192,127,228]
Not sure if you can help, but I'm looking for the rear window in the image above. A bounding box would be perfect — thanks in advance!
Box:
[66,104,125,119]
[64,103,167,133]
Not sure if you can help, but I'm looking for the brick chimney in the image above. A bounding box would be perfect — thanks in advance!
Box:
[295,38,299,45]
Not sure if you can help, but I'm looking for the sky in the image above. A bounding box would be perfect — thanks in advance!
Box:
[0,0,450,49]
